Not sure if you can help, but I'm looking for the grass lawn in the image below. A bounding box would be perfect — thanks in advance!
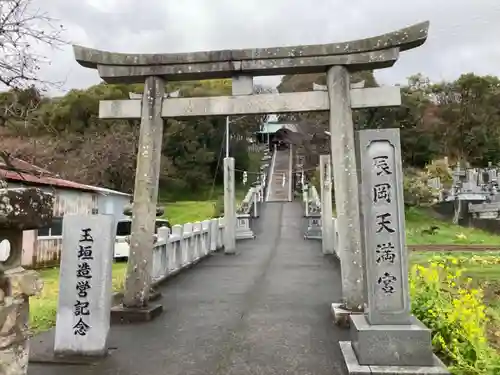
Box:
[410,251,500,352]
[161,186,248,225]
[405,207,500,245]
[30,263,128,334]
[160,152,262,224]
[163,200,218,225]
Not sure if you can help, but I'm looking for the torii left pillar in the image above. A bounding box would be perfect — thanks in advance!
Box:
[114,76,165,321]
[222,75,253,254]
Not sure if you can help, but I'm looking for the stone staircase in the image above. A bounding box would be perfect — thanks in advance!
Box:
[266,148,292,202]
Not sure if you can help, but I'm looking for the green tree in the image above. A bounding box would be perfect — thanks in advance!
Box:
[432,73,500,166]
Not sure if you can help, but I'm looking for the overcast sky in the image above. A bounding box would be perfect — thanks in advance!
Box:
[33,0,500,96]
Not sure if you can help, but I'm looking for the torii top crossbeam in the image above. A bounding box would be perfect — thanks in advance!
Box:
[73,21,429,84]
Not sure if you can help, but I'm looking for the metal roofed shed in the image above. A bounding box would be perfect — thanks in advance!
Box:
[0,157,131,268]
[256,122,300,150]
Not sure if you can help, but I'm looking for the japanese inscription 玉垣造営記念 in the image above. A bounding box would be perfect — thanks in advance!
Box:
[73,228,94,336]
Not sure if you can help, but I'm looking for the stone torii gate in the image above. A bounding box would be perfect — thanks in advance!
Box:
[72,21,429,319]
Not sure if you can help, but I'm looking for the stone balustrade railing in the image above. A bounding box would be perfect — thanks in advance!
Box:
[302,184,339,257]
[235,183,264,240]
[303,185,322,239]
[151,217,225,284]
[303,184,321,217]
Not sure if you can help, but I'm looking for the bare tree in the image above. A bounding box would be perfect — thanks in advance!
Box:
[0,1,66,179]
[0,0,66,90]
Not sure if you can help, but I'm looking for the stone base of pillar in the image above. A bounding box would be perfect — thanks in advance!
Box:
[110,303,163,324]
[339,314,449,374]
[339,341,449,375]
[30,345,107,365]
[148,288,162,302]
[331,302,363,328]
[30,329,109,365]
[236,231,255,240]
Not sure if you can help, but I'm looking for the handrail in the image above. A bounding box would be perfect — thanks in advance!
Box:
[151,217,225,284]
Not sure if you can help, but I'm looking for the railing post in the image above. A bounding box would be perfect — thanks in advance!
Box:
[202,220,210,256]
[171,225,183,271]
[157,226,170,242]
[193,222,202,261]
[209,219,218,251]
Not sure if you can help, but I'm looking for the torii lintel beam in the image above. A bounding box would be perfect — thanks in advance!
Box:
[99,87,402,119]
[73,21,429,84]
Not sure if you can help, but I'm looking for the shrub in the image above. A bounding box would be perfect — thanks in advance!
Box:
[404,169,439,207]
[410,258,500,375]
[426,158,453,188]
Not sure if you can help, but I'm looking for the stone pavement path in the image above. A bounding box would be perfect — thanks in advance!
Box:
[29,202,347,375]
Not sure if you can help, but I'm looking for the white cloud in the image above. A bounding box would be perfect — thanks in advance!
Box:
[27,0,500,95]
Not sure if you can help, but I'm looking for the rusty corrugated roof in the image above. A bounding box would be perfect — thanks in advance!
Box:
[0,157,129,195]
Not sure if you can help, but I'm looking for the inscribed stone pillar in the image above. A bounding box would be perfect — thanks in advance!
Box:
[320,154,334,254]
[54,215,115,357]
[326,66,364,311]
[224,157,236,253]
[339,128,449,375]
[123,76,165,309]
[357,130,410,325]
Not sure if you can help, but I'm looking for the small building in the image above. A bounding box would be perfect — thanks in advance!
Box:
[255,121,299,151]
[0,158,131,268]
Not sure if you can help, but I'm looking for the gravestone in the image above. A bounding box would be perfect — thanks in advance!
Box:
[54,215,115,358]
[339,129,448,375]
